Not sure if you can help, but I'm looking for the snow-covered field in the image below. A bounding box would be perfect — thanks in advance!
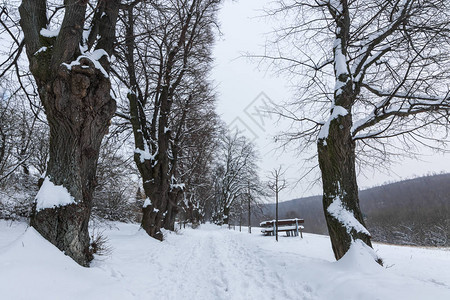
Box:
[1,220,449,300]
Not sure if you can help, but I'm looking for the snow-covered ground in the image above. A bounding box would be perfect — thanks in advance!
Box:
[1,220,449,300]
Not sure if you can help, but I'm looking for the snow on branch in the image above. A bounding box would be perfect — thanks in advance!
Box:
[351,0,412,81]
[170,175,185,191]
[62,49,110,78]
[134,141,157,163]
[352,44,391,83]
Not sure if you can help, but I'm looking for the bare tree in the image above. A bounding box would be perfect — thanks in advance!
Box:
[114,0,220,239]
[177,103,220,225]
[245,179,267,233]
[0,3,47,184]
[268,166,287,242]
[262,0,450,260]
[92,136,138,223]
[17,0,120,266]
[0,92,35,182]
[212,131,261,225]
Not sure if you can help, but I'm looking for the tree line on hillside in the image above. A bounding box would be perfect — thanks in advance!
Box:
[1,0,449,268]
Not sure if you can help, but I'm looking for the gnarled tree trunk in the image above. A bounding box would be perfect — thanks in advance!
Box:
[129,86,180,240]
[30,60,116,266]
[128,89,170,241]
[20,0,119,266]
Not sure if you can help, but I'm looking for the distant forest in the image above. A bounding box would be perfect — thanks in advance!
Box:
[258,173,450,247]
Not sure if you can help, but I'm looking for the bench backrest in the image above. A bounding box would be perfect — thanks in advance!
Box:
[260,218,305,227]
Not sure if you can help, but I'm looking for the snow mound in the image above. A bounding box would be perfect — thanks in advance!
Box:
[335,239,382,272]
[0,226,76,263]
[0,226,132,300]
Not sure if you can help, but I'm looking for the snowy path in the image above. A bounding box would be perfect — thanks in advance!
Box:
[101,224,315,299]
[1,221,450,300]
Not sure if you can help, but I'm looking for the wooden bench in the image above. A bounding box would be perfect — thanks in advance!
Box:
[260,218,305,238]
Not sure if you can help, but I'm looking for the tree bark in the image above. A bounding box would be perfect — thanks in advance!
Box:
[317,112,372,260]
[20,0,119,266]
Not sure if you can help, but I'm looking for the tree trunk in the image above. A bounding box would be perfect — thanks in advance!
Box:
[20,0,119,266]
[276,188,279,242]
[29,58,115,266]
[248,197,251,234]
[223,206,230,225]
[163,192,180,231]
[316,1,372,261]
[128,89,171,241]
[239,210,242,232]
[317,111,372,260]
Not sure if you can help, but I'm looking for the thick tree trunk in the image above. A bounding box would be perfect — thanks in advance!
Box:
[128,90,171,241]
[139,167,180,238]
[141,188,167,241]
[317,111,372,260]
[30,60,115,266]
[20,0,119,266]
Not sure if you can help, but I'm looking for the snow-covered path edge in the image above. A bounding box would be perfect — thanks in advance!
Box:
[1,221,449,300]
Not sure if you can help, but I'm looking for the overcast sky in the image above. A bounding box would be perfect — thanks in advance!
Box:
[211,0,450,202]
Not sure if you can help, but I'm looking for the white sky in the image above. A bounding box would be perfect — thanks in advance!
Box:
[211,0,450,202]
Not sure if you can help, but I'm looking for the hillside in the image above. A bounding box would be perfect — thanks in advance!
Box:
[1,220,449,299]
[259,173,450,246]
